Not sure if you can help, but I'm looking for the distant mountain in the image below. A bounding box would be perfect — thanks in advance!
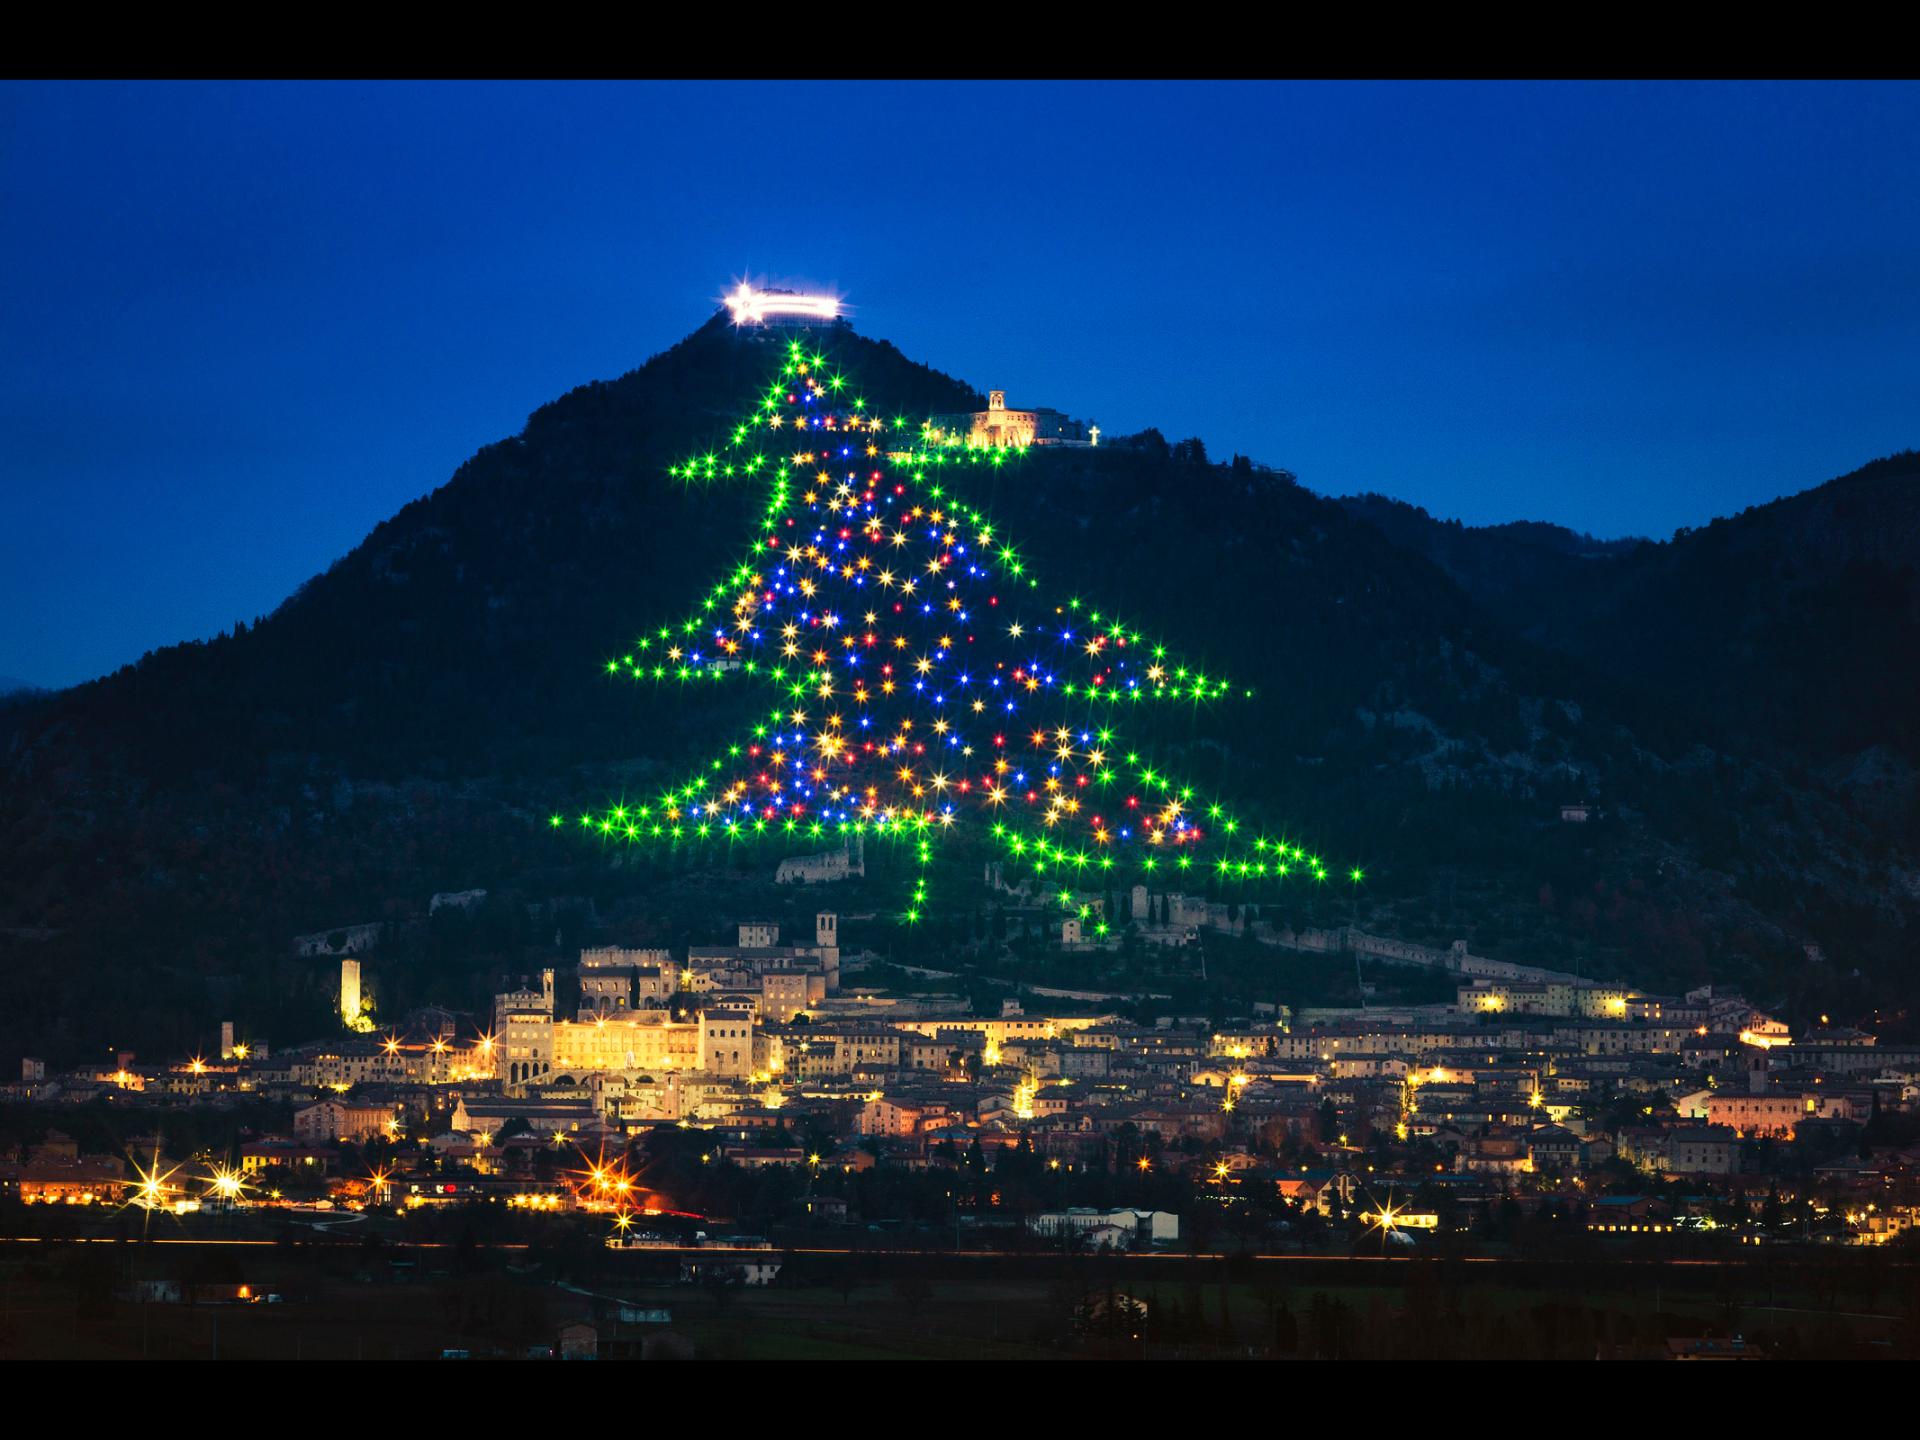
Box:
[1335,496,1644,609]
[1339,451,1920,761]
[0,677,41,697]
[2,314,1915,1065]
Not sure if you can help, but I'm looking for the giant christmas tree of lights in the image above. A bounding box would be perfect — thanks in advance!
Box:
[556,331,1361,932]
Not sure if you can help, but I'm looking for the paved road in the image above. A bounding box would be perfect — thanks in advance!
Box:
[0,1233,1882,1269]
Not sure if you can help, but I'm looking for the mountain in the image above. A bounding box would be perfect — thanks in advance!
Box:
[1334,497,1643,615]
[2,313,1916,1066]
[1339,452,1920,762]
[0,678,42,697]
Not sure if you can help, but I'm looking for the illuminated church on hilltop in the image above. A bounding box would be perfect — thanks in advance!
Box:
[928,390,1098,449]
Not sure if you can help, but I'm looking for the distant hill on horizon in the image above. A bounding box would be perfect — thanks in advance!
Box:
[1338,449,1920,760]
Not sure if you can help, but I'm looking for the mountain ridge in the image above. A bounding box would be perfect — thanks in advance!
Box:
[1337,450,1920,762]
[2,314,1915,1064]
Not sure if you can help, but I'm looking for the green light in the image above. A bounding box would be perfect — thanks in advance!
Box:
[559,345,1351,937]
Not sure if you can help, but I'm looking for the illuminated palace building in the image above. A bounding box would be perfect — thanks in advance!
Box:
[928,390,1097,449]
[495,918,842,1092]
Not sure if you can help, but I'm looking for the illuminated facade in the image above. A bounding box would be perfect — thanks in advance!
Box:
[1704,1091,1861,1138]
[294,1098,398,1144]
[701,1010,757,1077]
[578,947,673,1018]
[5,1156,130,1205]
[928,390,1093,449]
[893,1015,1103,1044]
[282,1038,491,1089]
[1457,979,1633,1018]
[552,1013,702,1076]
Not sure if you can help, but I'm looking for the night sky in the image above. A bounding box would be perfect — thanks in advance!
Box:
[4,81,1917,689]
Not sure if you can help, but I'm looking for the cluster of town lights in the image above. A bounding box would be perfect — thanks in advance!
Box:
[125,1152,257,1213]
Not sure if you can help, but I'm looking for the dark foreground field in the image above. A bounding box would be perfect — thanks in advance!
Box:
[3,1231,1915,1360]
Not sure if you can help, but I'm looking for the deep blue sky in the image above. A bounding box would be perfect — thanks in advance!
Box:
[4,81,1917,689]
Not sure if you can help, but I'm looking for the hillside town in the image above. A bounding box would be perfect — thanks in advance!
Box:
[10,898,1920,1266]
